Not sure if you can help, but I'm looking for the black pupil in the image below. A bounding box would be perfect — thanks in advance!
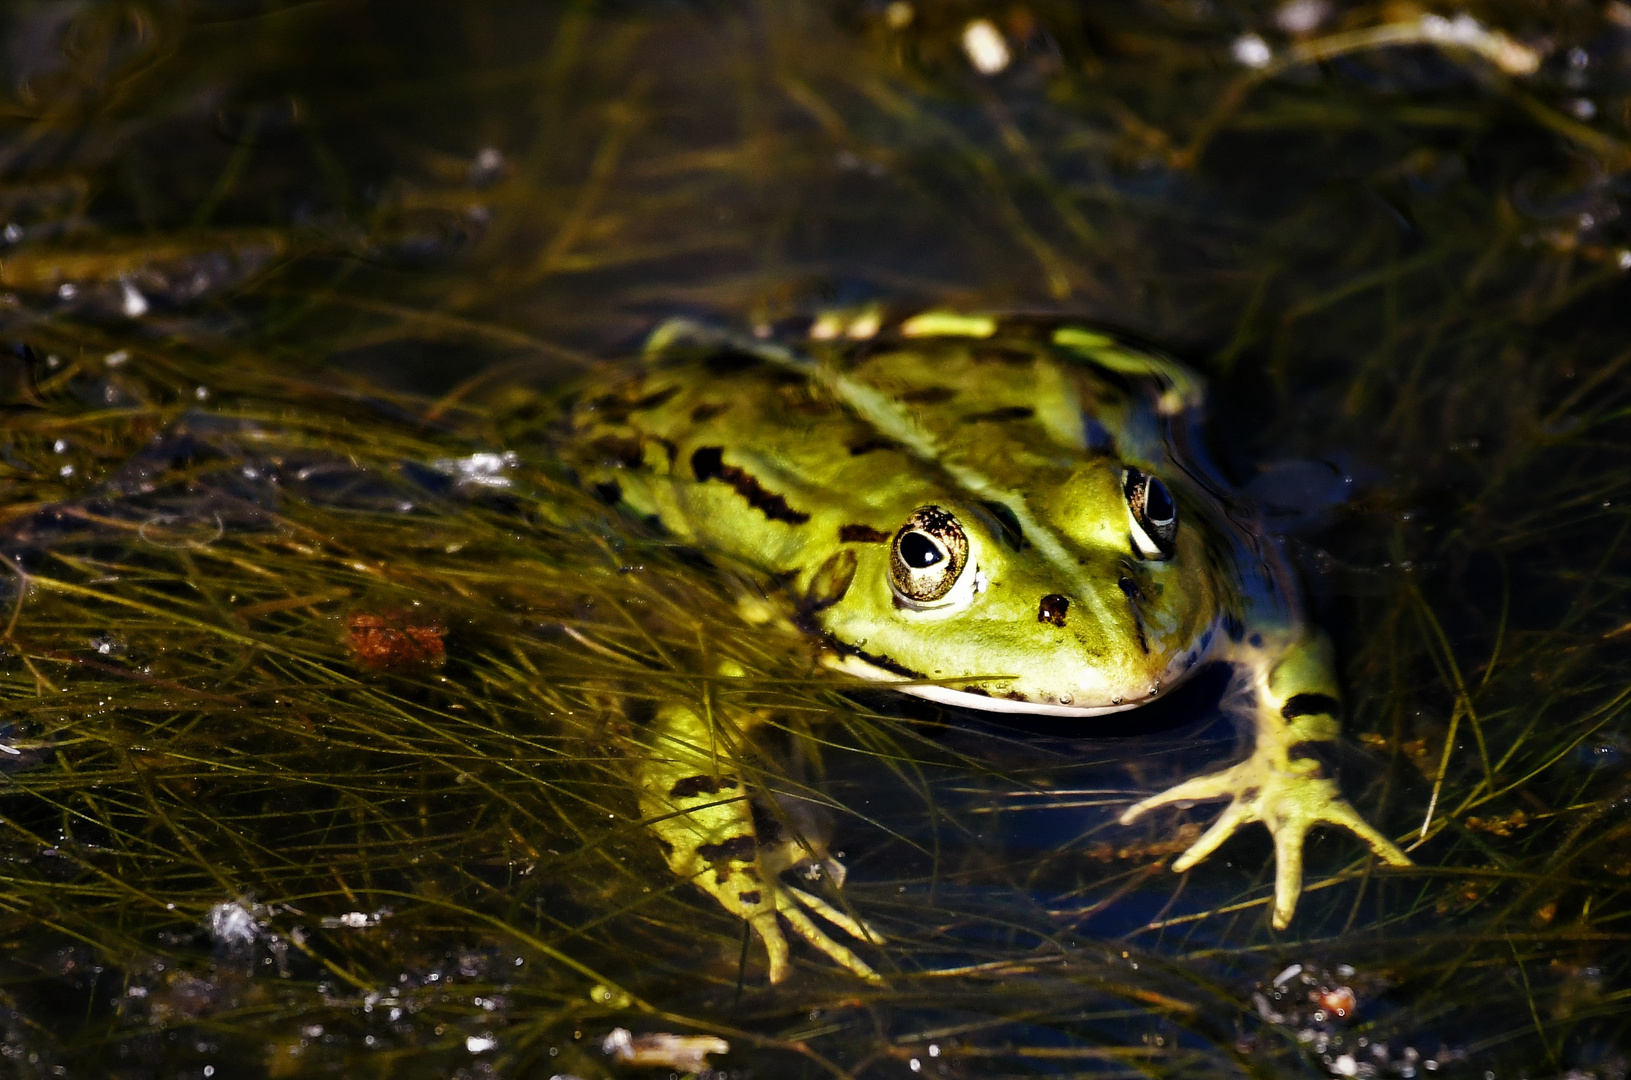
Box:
[900,532,944,568]
[1144,478,1175,524]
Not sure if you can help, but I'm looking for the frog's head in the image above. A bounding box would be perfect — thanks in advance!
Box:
[816,459,1223,716]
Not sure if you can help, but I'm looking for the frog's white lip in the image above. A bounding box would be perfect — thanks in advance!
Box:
[898,683,1141,717]
[828,653,1142,717]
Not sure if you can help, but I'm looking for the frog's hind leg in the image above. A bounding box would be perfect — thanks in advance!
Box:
[636,702,882,982]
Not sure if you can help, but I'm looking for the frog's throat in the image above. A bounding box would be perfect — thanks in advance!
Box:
[827,653,1142,718]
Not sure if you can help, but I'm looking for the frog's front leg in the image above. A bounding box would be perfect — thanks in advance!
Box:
[635,702,883,983]
[1119,633,1411,928]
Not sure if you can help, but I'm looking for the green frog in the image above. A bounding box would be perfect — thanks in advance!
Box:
[560,310,1411,983]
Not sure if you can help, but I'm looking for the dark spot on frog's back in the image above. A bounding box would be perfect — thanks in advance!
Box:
[897,386,958,404]
[973,346,1038,365]
[965,406,1035,422]
[690,446,811,525]
[629,385,680,411]
[737,890,762,905]
[839,523,891,543]
[702,348,763,374]
[848,437,901,456]
[592,435,646,468]
[696,835,757,864]
[668,774,740,800]
[690,402,729,422]
[1282,693,1341,720]
[1038,594,1070,627]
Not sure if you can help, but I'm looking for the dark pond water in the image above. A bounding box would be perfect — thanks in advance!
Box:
[0,1,1629,1077]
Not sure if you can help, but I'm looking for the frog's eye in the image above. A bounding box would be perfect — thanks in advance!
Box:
[889,505,970,606]
[1124,468,1178,559]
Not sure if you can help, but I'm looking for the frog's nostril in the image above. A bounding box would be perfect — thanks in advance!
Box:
[1038,594,1069,627]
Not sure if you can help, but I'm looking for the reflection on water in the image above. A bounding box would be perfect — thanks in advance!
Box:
[0,1,1629,1076]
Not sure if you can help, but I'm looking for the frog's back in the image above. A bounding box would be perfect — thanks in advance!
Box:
[561,315,1201,564]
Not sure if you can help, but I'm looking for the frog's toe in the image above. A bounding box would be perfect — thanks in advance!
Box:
[1170,797,1256,873]
[1119,764,1242,825]
[752,909,793,984]
[1269,816,1310,930]
[1317,798,1414,867]
[783,884,885,945]
[1265,789,1411,929]
[775,888,883,983]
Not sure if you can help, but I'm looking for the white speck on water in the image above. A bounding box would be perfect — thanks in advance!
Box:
[1618,249,1631,269]
[1570,98,1596,120]
[962,20,1011,74]
[432,450,519,488]
[1232,33,1272,68]
[59,465,74,478]
[1275,0,1329,34]
[910,1058,922,1073]
[206,900,260,946]
[1273,963,1303,986]
[1332,1055,1357,1076]
[53,439,68,453]
[203,1067,214,1078]
[105,350,130,367]
[467,1033,498,1053]
[120,278,148,318]
[928,1044,940,1057]
[195,386,210,400]
[57,283,77,300]
[885,1,913,28]
[2,223,20,243]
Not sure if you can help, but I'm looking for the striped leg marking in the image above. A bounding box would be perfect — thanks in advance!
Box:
[637,704,882,982]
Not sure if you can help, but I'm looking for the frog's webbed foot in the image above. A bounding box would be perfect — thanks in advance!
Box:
[1120,754,1411,929]
[666,833,884,984]
[637,704,883,983]
[770,876,885,983]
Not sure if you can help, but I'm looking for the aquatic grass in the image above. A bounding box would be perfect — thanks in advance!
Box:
[0,0,1627,1076]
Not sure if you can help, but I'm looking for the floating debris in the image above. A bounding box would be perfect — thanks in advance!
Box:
[1232,34,1273,68]
[601,1028,729,1072]
[962,20,1011,75]
[1276,0,1330,35]
[347,610,446,668]
[430,450,519,488]
[206,900,262,948]
[319,910,386,929]
[470,147,506,186]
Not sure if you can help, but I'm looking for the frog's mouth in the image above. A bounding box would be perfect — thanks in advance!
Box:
[825,652,1144,718]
